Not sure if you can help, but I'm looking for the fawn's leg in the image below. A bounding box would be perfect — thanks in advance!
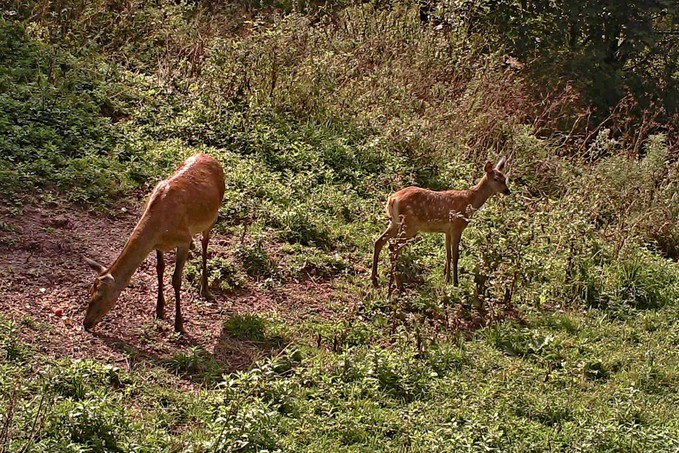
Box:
[372,224,398,287]
[451,232,462,287]
[444,232,452,283]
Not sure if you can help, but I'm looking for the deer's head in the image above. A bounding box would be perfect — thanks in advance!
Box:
[484,156,511,196]
[83,257,120,331]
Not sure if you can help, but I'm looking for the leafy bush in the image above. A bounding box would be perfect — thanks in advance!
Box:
[185,255,245,293]
[0,320,30,363]
[486,322,563,363]
[282,243,349,279]
[463,0,679,124]
[45,359,128,401]
[269,204,334,249]
[166,346,223,384]
[42,397,127,451]
[236,237,280,280]
[222,314,268,342]
[210,399,282,452]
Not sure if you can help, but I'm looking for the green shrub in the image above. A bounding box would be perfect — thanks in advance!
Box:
[571,246,679,313]
[222,314,267,342]
[42,397,126,451]
[282,243,349,279]
[210,397,282,452]
[0,320,30,363]
[166,346,223,384]
[486,323,562,362]
[425,341,468,375]
[368,348,431,402]
[185,256,245,292]
[270,204,333,249]
[236,237,280,280]
[46,360,128,401]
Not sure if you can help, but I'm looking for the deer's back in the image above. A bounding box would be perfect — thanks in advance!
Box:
[144,154,225,240]
[388,186,471,233]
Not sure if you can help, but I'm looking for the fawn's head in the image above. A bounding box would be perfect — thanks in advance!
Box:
[483,156,511,195]
[83,257,120,331]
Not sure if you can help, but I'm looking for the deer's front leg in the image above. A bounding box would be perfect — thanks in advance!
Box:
[156,250,165,320]
[451,232,462,287]
[444,233,452,283]
[372,228,395,287]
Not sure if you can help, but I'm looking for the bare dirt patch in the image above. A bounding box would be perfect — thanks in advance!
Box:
[0,203,344,375]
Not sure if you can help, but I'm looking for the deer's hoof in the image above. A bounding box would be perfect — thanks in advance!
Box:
[174,322,185,335]
[200,288,214,302]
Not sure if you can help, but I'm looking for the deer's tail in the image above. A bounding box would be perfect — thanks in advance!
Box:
[386,196,399,221]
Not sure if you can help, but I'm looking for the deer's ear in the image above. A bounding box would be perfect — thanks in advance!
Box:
[484,161,493,173]
[84,257,107,276]
[98,274,115,286]
[495,156,507,171]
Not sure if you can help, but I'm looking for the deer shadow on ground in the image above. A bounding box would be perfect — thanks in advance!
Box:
[94,315,288,385]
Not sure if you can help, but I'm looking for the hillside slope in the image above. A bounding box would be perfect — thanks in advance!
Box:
[1,1,678,451]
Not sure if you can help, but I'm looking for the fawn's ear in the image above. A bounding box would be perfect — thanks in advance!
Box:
[98,274,115,286]
[484,161,494,173]
[84,257,107,276]
[495,156,507,171]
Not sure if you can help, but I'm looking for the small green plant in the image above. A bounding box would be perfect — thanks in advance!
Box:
[485,323,562,362]
[272,205,333,249]
[186,256,244,292]
[541,313,580,334]
[282,243,349,279]
[209,398,281,452]
[222,314,267,342]
[45,397,124,451]
[582,359,610,381]
[166,347,223,384]
[0,320,30,363]
[45,360,127,401]
[425,341,468,376]
[236,237,279,280]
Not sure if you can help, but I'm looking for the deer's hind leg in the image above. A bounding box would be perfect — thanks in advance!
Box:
[172,243,191,334]
[199,228,213,301]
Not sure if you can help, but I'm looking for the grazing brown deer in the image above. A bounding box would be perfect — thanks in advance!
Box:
[371,157,510,287]
[83,153,225,334]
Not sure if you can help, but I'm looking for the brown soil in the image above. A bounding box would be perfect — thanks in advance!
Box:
[0,203,347,376]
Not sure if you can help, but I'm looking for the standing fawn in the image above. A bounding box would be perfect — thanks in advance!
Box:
[83,153,225,334]
[372,157,510,287]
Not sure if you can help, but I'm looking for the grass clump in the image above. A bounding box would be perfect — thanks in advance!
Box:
[222,314,271,343]
[236,237,280,280]
[166,347,223,385]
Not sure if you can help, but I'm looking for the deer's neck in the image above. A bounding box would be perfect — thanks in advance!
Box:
[106,219,158,290]
[468,176,495,210]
